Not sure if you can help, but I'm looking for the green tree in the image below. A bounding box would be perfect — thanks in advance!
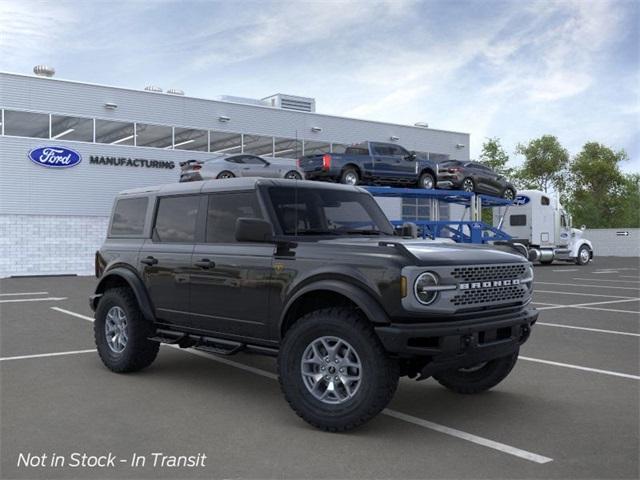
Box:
[479,137,514,177]
[515,135,569,193]
[566,142,638,228]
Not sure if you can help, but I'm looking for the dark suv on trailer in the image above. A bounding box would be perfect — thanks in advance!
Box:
[91,178,537,431]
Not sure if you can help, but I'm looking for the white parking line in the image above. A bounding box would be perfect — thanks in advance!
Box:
[520,357,640,381]
[593,271,620,274]
[51,307,93,321]
[551,269,579,272]
[537,322,639,337]
[535,298,640,311]
[620,275,640,279]
[0,291,49,296]
[574,306,640,315]
[0,349,96,362]
[0,297,68,304]
[573,278,640,284]
[536,282,639,291]
[44,307,553,464]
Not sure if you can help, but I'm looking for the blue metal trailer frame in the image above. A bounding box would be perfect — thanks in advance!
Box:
[364,187,513,244]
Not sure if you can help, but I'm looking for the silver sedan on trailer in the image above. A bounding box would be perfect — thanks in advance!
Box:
[179,154,304,182]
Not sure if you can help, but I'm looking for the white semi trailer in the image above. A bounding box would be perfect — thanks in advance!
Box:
[493,190,593,265]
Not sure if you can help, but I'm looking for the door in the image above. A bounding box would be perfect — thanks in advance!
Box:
[388,144,416,181]
[139,194,200,326]
[238,155,275,177]
[189,191,274,340]
[558,211,570,247]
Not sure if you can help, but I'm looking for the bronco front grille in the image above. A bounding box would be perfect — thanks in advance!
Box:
[451,264,527,283]
[451,285,526,306]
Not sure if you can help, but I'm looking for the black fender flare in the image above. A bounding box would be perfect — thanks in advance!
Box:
[92,267,156,323]
[279,279,390,336]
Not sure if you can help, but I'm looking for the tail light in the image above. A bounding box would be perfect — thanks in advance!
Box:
[448,167,461,173]
[296,158,301,167]
[322,154,332,171]
[192,164,202,171]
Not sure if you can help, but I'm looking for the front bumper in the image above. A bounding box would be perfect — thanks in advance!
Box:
[375,307,538,376]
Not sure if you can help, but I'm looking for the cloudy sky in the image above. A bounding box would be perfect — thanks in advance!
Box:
[1,0,638,171]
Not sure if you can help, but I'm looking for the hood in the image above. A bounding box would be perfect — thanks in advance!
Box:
[316,236,527,266]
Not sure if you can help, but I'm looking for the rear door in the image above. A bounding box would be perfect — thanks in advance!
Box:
[139,194,200,326]
[189,191,274,340]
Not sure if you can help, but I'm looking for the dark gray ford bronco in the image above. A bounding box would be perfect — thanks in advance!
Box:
[91,178,537,431]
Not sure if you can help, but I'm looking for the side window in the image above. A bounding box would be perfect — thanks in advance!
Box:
[241,156,267,165]
[541,196,550,206]
[389,145,409,157]
[206,192,263,243]
[154,196,199,243]
[561,215,567,227]
[372,144,390,155]
[510,215,527,226]
[226,156,243,164]
[110,197,148,236]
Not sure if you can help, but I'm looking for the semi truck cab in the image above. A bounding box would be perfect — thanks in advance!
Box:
[494,189,594,265]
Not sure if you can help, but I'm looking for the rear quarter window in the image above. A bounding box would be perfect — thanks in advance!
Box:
[110,197,148,236]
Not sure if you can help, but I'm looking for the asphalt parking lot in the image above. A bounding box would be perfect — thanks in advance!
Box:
[1,257,638,479]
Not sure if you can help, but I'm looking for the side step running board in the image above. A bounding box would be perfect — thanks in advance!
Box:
[148,329,278,357]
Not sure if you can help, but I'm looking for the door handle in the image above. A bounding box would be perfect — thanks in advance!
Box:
[141,256,158,266]
[194,259,215,269]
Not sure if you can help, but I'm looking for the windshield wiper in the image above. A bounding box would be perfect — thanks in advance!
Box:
[293,229,341,236]
[336,229,385,235]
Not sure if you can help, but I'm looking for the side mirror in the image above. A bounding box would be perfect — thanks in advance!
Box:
[398,222,418,238]
[235,218,273,243]
[406,151,416,161]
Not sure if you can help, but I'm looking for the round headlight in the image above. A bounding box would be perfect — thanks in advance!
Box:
[414,272,439,305]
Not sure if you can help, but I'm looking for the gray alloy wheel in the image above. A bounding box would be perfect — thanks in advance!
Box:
[462,178,475,192]
[503,188,515,200]
[342,170,359,186]
[300,336,362,405]
[217,171,235,179]
[577,245,591,265]
[105,306,128,353]
[419,173,435,189]
[285,170,302,180]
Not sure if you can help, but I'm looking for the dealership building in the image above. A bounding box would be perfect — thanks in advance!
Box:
[0,70,470,277]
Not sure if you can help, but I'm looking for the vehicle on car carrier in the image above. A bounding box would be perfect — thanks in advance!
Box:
[493,189,593,265]
[91,178,538,431]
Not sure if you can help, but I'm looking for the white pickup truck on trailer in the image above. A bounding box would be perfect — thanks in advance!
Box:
[493,189,594,265]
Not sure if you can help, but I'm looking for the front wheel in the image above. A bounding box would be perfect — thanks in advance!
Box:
[461,177,475,192]
[418,172,435,189]
[576,245,591,265]
[433,350,519,394]
[503,188,516,201]
[278,308,399,432]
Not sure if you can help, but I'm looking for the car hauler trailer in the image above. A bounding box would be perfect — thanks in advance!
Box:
[492,190,593,265]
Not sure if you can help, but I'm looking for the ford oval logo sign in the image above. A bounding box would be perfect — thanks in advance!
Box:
[513,195,530,206]
[28,146,82,169]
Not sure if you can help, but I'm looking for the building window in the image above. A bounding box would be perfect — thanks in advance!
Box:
[95,119,135,145]
[51,114,93,142]
[402,199,431,221]
[173,127,208,151]
[3,110,49,138]
[153,195,200,243]
[210,131,242,154]
[136,123,173,148]
[274,137,302,158]
[303,140,331,156]
[243,134,274,156]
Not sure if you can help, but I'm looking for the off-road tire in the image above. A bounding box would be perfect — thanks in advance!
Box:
[278,307,399,432]
[433,350,519,394]
[418,172,435,190]
[216,171,235,179]
[339,168,360,186]
[94,287,159,373]
[575,245,591,265]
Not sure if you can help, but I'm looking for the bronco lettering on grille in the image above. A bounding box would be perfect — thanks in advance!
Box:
[459,279,520,290]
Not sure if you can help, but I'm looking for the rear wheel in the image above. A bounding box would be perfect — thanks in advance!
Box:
[284,170,303,180]
[278,308,399,432]
[94,287,159,373]
[418,172,435,189]
[503,187,516,200]
[576,245,591,265]
[433,350,519,394]
[216,171,235,179]
[461,177,475,192]
[340,168,359,186]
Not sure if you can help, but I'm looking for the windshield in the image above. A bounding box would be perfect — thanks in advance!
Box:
[267,187,394,236]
